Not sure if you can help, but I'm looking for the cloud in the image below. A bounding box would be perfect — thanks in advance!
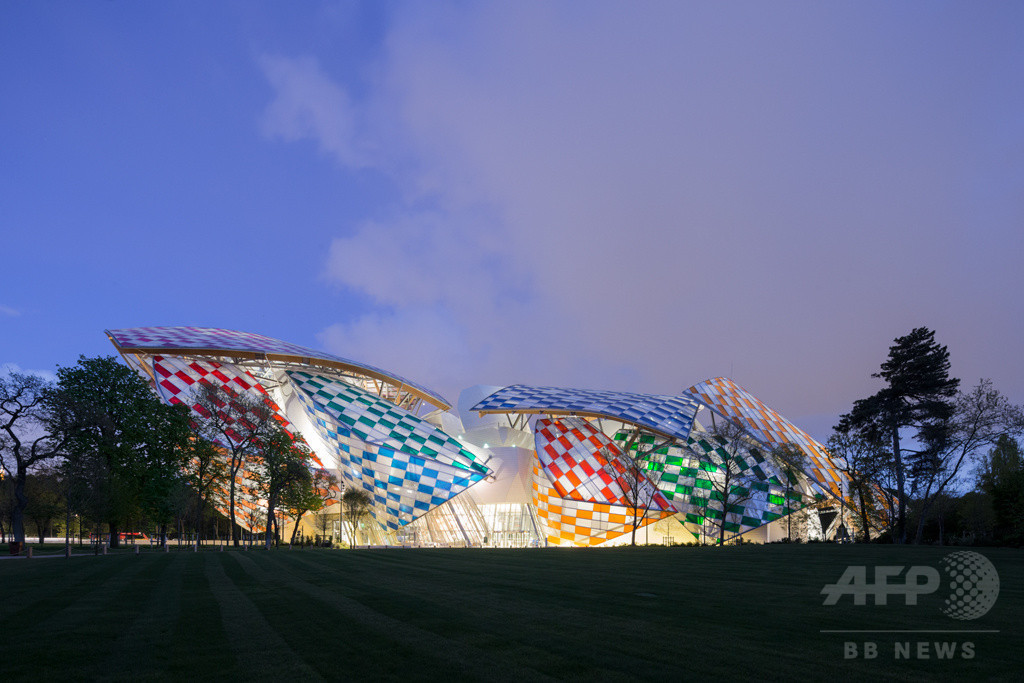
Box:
[262,4,1024,433]
[0,305,20,317]
[259,54,367,168]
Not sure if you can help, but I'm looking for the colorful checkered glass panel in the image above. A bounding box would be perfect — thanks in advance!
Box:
[531,459,674,547]
[685,377,846,498]
[535,417,674,512]
[107,326,448,408]
[287,371,487,475]
[472,384,700,442]
[288,371,488,530]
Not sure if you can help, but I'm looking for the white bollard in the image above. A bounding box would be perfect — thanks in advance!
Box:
[135,545,140,556]
[102,545,107,555]
[27,546,33,559]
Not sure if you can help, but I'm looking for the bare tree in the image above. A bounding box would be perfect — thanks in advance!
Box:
[911,379,1024,544]
[826,430,887,542]
[769,444,809,541]
[0,372,66,548]
[689,418,759,546]
[189,382,278,547]
[600,430,674,546]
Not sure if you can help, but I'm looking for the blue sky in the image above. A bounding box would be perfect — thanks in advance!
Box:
[3,1,1022,441]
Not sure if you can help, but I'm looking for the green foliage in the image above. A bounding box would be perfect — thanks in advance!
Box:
[250,426,315,548]
[978,435,1024,545]
[341,487,374,547]
[837,327,960,543]
[49,356,193,547]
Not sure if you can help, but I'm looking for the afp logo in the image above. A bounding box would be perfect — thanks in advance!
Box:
[821,551,999,620]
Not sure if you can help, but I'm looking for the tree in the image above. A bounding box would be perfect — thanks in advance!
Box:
[837,327,959,543]
[189,382,279,547]
[180,436,224,549]
[24,467,64,544]
[250,426,313,549]
[48,356,193,548]
[769,444,808,541]
[978,434,1024,545]
[0,371,66,547]
[283,468,338,545]
[600,430,674,546]
[910,380,1024,544]
[341,487,374,548]
[826,430,887,542]
[690,418,759,545]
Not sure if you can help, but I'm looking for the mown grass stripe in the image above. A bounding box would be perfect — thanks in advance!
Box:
[253,551,556,681]
[205,553,323,681]
[100,553,187,678]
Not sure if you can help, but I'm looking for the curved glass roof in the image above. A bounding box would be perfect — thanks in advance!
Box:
[684,377,844,498]
[105,326,450,410]
[471,384,699,442]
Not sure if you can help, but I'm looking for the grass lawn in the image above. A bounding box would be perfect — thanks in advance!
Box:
[0,544,1020,681]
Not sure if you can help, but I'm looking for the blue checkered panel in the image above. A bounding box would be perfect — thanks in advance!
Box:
[471,385,700,442]
[288,371,489,530]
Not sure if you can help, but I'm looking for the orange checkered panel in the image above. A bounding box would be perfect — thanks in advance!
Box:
[685,377,847,498]
[531,459,674,547]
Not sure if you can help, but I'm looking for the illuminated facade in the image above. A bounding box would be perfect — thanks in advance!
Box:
[107,326,861,547]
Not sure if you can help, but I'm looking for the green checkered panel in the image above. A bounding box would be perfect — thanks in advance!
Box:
[616,427,818,542]
[288,371,488,474]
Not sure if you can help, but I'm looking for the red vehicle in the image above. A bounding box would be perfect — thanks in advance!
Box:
[89,532,150,542]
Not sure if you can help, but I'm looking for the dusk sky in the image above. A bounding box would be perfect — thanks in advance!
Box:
[3,2,1022,441]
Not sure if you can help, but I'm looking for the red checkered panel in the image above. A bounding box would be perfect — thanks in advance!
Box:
[534,417,673,512]
[152,355,322,467]
[532,459,674,547]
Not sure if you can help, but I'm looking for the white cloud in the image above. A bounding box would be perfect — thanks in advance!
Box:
[262,4,1024,428]
[0,305,20,317]
[259,54,367,168]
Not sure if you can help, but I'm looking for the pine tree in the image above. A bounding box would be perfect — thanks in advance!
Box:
[837,327,959,543]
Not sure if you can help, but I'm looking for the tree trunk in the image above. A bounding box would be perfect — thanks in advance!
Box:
[229,481,239,547]
[891,427,906,544]
[265,500,275,550]
[64,500,72,551]
[858,487,871,542]
[290,511,304,545]
[12,470,28,544]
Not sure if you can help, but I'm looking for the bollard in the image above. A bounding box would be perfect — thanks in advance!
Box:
[102,544,108,555]
[219,544,224,552]
[164,544,169,553]
[27,546,33,559]
[135,545,140,556]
